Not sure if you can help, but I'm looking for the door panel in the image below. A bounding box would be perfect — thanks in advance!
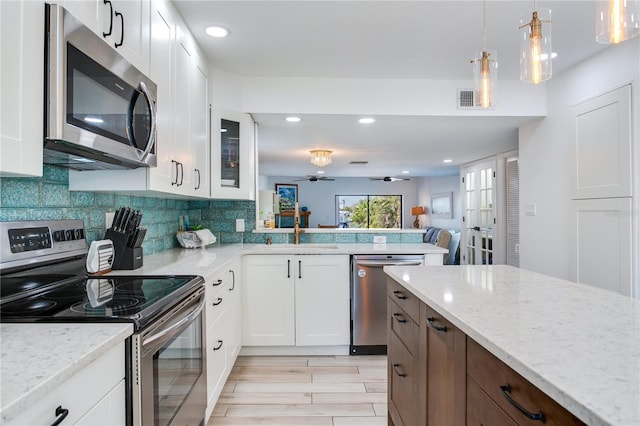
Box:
[462,160,496,265]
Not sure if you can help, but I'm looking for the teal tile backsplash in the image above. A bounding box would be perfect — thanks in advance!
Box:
[1,165,423,253]
[0,166,255,254]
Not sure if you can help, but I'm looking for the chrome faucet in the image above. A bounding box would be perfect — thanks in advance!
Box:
[294,212,304,244]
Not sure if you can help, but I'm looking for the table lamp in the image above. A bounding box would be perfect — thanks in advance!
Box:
[411,206,425,228]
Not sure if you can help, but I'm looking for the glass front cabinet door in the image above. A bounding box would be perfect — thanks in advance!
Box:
[210,108,256,200]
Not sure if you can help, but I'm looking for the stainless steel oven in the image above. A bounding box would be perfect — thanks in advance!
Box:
[133,286,206,426]
[0,220,207,426]
[44,3,157,170]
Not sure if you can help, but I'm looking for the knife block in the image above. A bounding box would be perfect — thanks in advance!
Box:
[104,229,143,270]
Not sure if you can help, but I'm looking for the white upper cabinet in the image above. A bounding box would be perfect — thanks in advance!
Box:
[210,108,256,200]
[62,0,150,74]
[572,85,632,199]
[0,1,44,177]
[69,0,210,199]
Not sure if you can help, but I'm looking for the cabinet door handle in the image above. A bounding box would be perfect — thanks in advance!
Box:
[171,160,178,185]
[50,406,69,426]
[229,269,235,291]
[499,384,546,423]
[392,363,407,378]
[195,169,201,190]
[212,279,223,287]
[427,316,447,332]
[298,260,302,279]
[114,11,124,47]
[177,162,184,186]
[212,297,223,306]
[287,260,291,278]
[102,0,113,38]
[213,340,223,351]
[392,313,407,323]
[392,290,407,300]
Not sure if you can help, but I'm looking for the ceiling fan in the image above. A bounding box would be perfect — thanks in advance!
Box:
[295,176,336,182]
[368,176,410,182]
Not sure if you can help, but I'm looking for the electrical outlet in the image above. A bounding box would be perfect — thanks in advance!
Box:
[105,212,115,230]
[236,218,245,232]
[525,203,537,216]
[373,236,386,244]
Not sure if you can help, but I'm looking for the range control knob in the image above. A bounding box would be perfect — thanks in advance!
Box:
[75,229,85,240]
[53,230,65,241]
[65,230,75,241]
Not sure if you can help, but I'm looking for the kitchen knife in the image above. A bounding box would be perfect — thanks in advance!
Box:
[112,208,123,231]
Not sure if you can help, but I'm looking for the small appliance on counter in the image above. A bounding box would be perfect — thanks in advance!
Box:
[106,207,146,270]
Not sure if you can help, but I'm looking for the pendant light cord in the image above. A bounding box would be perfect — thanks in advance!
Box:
[483,0,487,50]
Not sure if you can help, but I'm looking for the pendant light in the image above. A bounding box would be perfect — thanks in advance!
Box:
[471,0,497,108]
[596,0,640,44]
[519,2,552,84]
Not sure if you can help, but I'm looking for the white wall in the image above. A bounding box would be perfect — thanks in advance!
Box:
[416,175,462,231]
[518,38,639,292]
[264,176,419,228]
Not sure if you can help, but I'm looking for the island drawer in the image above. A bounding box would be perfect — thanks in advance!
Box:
[467,338,585,425]
[388,297,419,356]
[467,377,518,426]
[387,278,419,322]
[388,332,418,426]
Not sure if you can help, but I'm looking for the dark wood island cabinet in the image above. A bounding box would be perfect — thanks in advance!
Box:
[387,277,586,426]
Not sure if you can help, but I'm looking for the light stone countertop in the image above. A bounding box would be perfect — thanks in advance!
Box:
[113,242,446,282]
[384,264,640,426]
[0,323,133,424]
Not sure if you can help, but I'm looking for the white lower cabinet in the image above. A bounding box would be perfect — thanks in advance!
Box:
[242,254,350,347]
[205,261,241,421]
[8,342,125,426]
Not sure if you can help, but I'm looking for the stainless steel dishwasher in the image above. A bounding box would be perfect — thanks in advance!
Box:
[350,254,425,355]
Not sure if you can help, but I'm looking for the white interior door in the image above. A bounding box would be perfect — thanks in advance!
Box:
[461,160,496,265]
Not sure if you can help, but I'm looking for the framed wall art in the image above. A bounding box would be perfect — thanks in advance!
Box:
[431,192,453,219]
[275,183,298,211]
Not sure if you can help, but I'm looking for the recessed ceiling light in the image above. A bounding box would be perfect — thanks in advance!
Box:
[402,170,410,174]
[317,170,325,174]
[443,159,452,163]
[205,26,229,38]
[285,116,301,122]
[359,117,375,124]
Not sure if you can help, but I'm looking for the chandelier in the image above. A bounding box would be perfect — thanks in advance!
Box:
[310,150,332,167]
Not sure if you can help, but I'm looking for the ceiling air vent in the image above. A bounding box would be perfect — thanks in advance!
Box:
[457,89,478,109]
[350,161,369,165]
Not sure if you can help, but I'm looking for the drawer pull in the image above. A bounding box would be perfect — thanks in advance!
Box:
[212,297,223,306]
[499,384,546,423]
[393,290,407,300]
[50,406,69,426]
[213,340,223,351]
[212,279,223,287]
[427,316,447,332]
[392,313,407,323]
[392,363,407,378]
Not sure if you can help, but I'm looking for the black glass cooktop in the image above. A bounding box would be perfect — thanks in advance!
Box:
[0,275,204,329]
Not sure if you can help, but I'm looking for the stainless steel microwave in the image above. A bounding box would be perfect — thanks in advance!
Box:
[44,3,157,170]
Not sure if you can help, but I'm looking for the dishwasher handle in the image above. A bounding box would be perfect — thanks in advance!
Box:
[356,260,424,267]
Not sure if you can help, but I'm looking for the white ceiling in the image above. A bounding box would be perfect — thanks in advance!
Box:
[173,1,608,178]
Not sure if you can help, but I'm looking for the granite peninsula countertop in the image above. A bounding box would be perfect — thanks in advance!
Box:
[0,323,133,424]
[383,264,640,426]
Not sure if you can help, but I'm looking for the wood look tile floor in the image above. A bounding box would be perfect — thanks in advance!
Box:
[208,355,388,426]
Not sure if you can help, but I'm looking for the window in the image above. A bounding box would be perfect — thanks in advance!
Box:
[336,195,403,228]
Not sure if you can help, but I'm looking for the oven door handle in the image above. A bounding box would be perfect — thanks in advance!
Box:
[141,296,204,352]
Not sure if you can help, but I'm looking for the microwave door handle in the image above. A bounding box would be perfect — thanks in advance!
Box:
[135,81,157,162]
